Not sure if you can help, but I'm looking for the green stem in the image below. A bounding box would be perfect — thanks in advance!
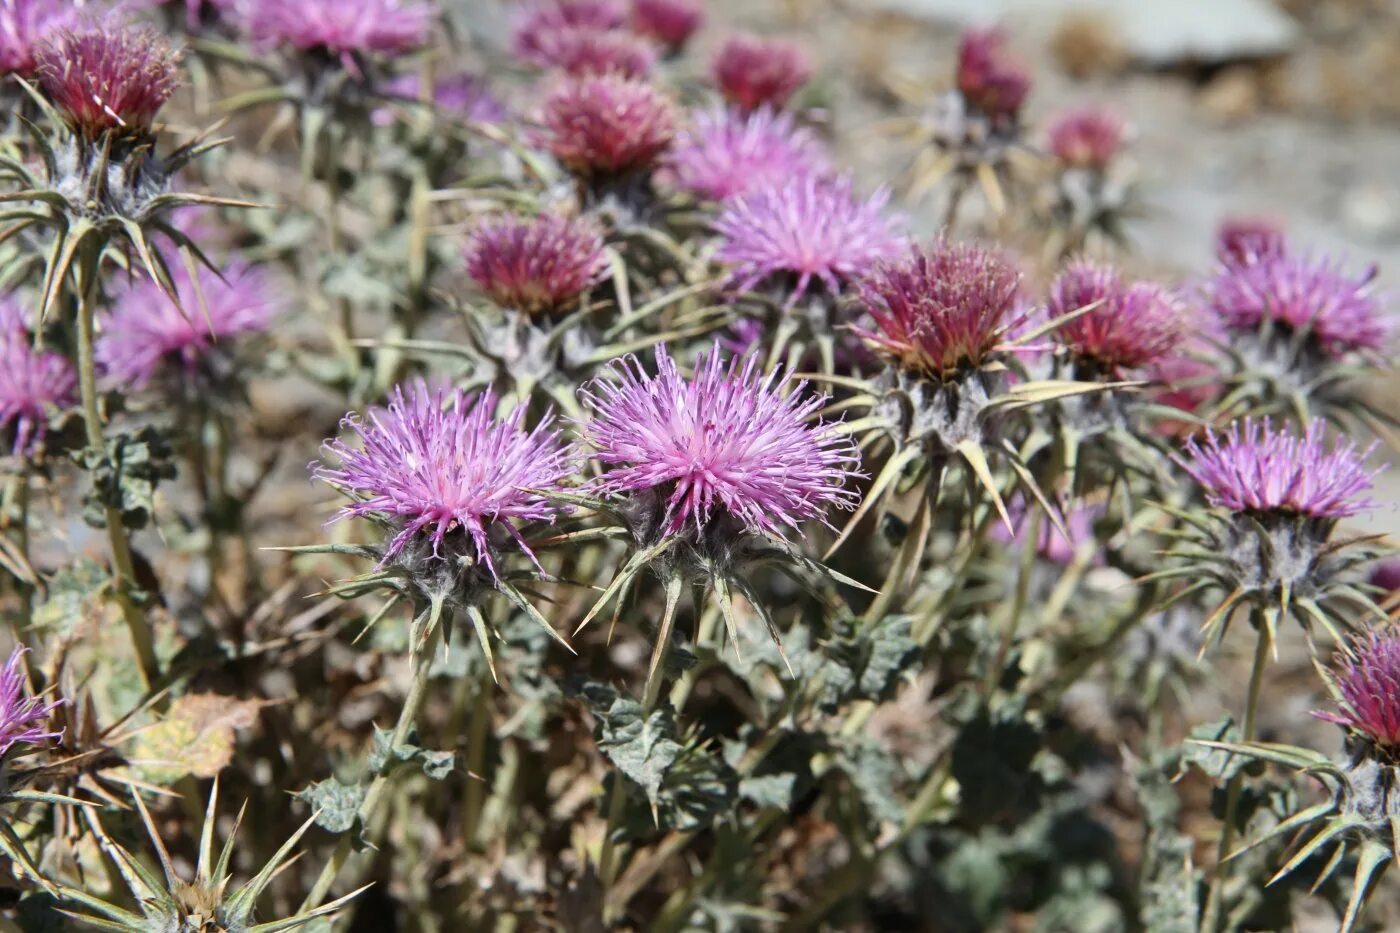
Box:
[668,601,719,712]
[461,661,492,852]
[75,245,160,692]
[982,510,1040,699]
[1200,618,1269,933]
[300,619,444,912]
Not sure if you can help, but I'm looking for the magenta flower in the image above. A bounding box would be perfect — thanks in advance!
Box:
[0,0,84,77]
[1148,352,1221,420]
[715,173,901,305]
[1369,558,1400,596]
[581,343,861,537]
[0,299,75,457]
[98,259,278,389]
[240,0,435,62]
[1180,418,1378,520]
[711,34,811,112]
[34,24,181,141]
[956,27,1030,125]
[0,647,61,758]
[313,381,571,576]
[1049,259,1184,372]
[853,239,1023,380]
[539,73,677,178]
[464,212,609,316]
[1317,632,1400,748]
[1215,216,1287,268]
[376,72,506,126]
[1205,251,1387,357]
[631,0,702,53]
[665,105,828,202]
[518,24,657,77]
[513,0,627,55]
[1046,106,1125,171]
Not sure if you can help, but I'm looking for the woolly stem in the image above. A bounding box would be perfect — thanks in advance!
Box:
[1201,616,1269,933]
[74,242,160,693]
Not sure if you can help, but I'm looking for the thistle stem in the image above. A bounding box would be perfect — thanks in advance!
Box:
[301,619,443,912]
[1201,618,1269,933]
[461,661,493,852]
[75,244,160,693]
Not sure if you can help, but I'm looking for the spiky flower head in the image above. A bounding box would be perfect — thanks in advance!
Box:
[1205,251,1387,357]
[1180,418,1377,520]
[631,0,702,52]
[539,73,677,179]
[0,647,62,757]
[1046,106,1125,171]
[715,172,901,306]
[1319,632,1400,750]
[1216,216,1287,268]
[582,343,861,538]
[955,26,1030,126]
[1048,259,1184,372]
[34,24,182,142]
[513,0,627,52]
[518,25,658,77]
[313,381,571,578]
[711,33,811,112]
[0,299,76,457]
[98,259,278,390]
[853,238,1022,381]
[0,0,84,77]
[463,212,609,316]
[241,0,435,60]
[666,105,828,202]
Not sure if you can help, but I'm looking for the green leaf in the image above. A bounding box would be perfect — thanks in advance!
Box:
[834,737,905,827]
[1181,717,1246,781]
[367,726,455,780]
[75,426,178,531]
[294,779,365,835]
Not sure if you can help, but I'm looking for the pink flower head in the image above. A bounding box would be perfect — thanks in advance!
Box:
[993,500,1104,567]
[0,299,75,457]
[631,0,702,53]
[34,24,181,141]
[715,172,901,306]
[1369,558,1400,596]
[0,0,85,77]
[711,33,811,112]
[518,24,657,77]
[582,343,861,537]
[464,212,609,316]
[539,73,677,178]
[513,0,627,51]
[1046,106,1125,171]
[956,27,1030,125]
[98,259,278,389]
[1180,418,1378,520]
[1205,251,1388,357]
[0,648,61,757]
[853,239,1023,380]
[1215,216,1287,268]
[313,381,571,576]
[666,105,828,202]
[1317,632,1400,748]
[1048,259,1184,372]
[240,0,435,62]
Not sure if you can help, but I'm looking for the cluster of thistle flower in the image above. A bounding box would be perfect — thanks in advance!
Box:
[0,0,1397,928]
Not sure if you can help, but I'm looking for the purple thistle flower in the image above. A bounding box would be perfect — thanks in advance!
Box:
[1179,418,1378,520]
[375,72,507,126]
[665,105,829,202]
[538,73,677,179]
[853,238,1023,380]
[1216,216,1287,268]
[956,26,1030,127]
[517,24,657,78]
[1369,558,1400,597]
[313,381,571,577]
[34,24,182,141]
[240,0,434,62]
[513,0,627,55]
[711,33,811,112]
[98,259,278,389]
[631,0,702,53]
[0,298,75,457]
[714,172,901,306]
[1317,632,1400,748]
[1045,106,1125,171]
[0,0,85,77]
[581,343,862,538]
[463,212,609,316]
[0,647,61,757]
[1048,259,1185,372]
[1205,251,1388,357]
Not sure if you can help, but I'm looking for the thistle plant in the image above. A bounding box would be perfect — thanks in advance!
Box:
[631,0,703,55]
[1039,106,1136,258]
[665,105,829,204]
[709,33,812,113]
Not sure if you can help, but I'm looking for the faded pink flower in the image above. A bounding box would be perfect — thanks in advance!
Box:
[711,33,810,112]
